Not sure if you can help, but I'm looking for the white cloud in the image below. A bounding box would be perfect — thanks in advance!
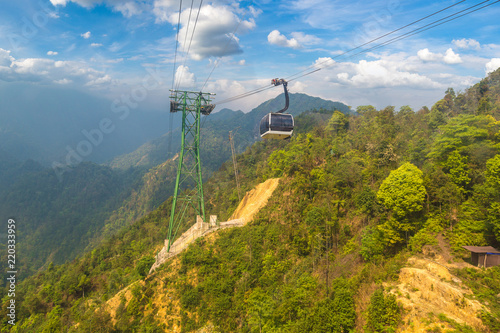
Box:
[55,78,72,84]
[313,57,335,69]
[50,1,253,60]
[417,48,441,62]
[174,65,196,88]
[316,56,441,90]
[81,31,91,39]
[267,30,321,49]
[486,58,500,74]
[443,48,462,64]
[249,6,262,18]
[47,51,58,56]
[91,43,103,47]
[91,57,124,64]
[289,80,307,92]
[337,72,349,81]
[453,38,481,50]
[112,2,142,17]
[11,58,55,75]
[418,48,462,64]
[152,0,174,23]
[0,48,14,67]
[171,4,255,60]
[290,32,321,46]
[205,78,276,112]
[0,49,112,87]
[108,58,123,64]
[86,74,112,86]
[50,0,69,5]
[238,59,245,65]
[201,48,490,113]
[153,0,261,23]
[268,30,301,49]
[351,60,439,88]
[48,12,60,19]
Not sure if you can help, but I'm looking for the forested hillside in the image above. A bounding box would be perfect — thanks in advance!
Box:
[2,69,500,332]
[0,163,140,277]
[0,93,349,280]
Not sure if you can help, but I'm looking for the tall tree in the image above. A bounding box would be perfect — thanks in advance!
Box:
[377,162,427,245]
[377,162,427,218]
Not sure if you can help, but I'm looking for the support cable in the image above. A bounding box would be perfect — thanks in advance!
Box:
[284,0,468,83]
[216,0,495,106]
[287,0,498,84]
[348,0,499,59]
[175,0,204,91]
[171,0,184,90]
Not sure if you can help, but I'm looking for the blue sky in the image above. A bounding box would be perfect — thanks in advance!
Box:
[1,0,500,112]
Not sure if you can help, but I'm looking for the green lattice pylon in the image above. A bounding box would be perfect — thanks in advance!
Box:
[166,90,215,252]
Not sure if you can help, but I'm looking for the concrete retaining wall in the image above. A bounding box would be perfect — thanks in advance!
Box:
[149,216,246,274]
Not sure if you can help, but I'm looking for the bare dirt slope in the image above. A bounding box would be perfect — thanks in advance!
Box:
[230,178,280,222]
[103,280,143,325]
[391,234,487,332]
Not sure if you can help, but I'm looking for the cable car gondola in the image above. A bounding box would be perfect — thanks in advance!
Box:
[259,78,294,140]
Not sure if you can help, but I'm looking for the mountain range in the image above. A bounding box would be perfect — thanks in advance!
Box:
[0,91,350,277]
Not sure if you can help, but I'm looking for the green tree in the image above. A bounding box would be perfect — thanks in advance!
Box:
[361,226,385,261]
[377,162,427,218]
[377,162,427,245]
[356,105,377,116]
[365,289,401,332]
[428,114,498,163]
[355,186,378,217]
[485,154,500,187]
[478,96,492,115]
[376,106,397,139]
[485,155,500,242]
[396,105,414,123]
[297,278,356,333]
[135,256,155,278]
[428,98,450,129]
[326,110,349,136]
[246,287,274,333]
[443,150,471,195]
